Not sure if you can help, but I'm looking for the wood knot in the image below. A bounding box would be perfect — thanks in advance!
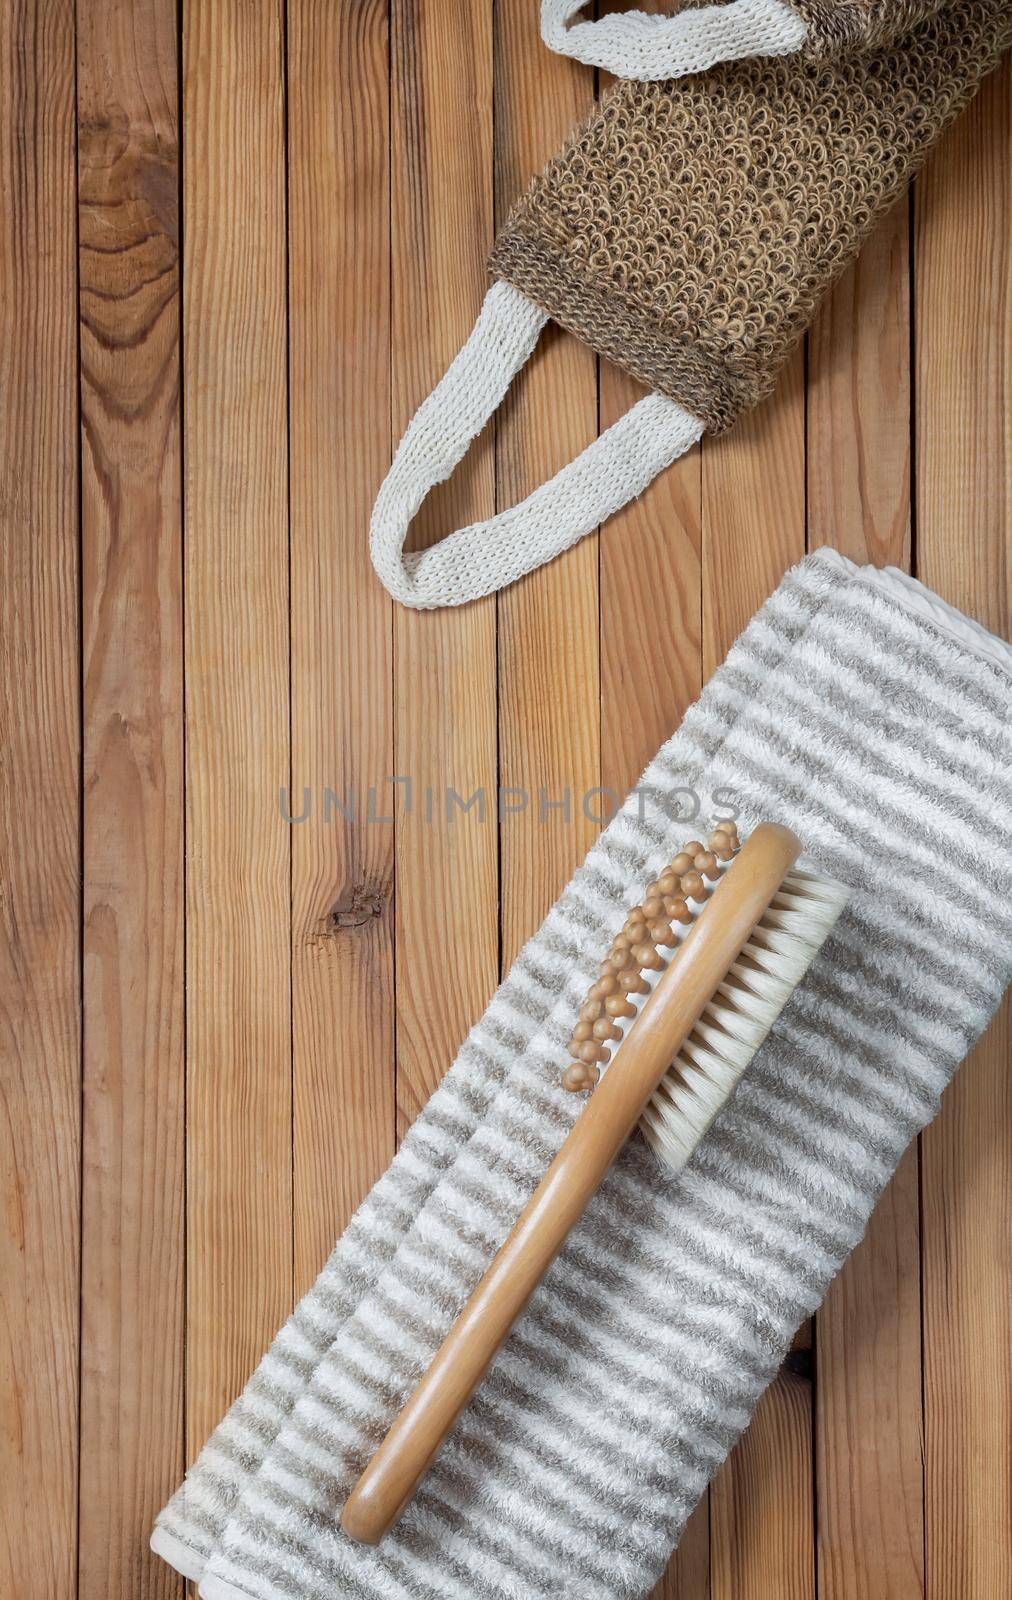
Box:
[324,884,386,933]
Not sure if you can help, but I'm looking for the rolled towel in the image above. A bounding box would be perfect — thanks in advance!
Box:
[152,549,1012,1600]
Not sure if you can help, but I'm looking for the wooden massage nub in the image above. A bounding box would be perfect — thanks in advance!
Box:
[341,823,848,1545]
[561,822,740,1094]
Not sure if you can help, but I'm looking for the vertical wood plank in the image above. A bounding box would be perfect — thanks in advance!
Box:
[651,1501,711,1600]
[0,3,79,1596]
[915,59,1011,1600]
[600,367,709,1600]
[808,200,924,1600]
[816,1158,923,1600]
[810,198,915,569]
[494,0,599,968]
[288,0,394,1289]
[711,1362,815,1600]
[808,202,912,571]
[705,353,812,1600]
[600,363,703,808]
[701,356,806,679]
[182,1,292,1452]
[595,28,707,1590]
[76,2,184,1593]
[390,0,499,1132]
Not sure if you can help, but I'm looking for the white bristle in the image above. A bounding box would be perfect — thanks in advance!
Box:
[639,865,848,1175]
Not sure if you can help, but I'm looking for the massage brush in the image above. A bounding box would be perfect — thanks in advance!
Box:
[341,821,847,1544]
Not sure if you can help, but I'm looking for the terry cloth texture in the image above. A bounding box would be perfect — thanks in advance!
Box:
[152,549,1012,1600]
[492,0,1012,433]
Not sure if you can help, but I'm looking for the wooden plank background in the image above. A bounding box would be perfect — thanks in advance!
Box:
[0,6,1008,1598]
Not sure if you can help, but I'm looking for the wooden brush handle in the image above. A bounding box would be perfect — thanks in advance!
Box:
[341,823,801,1545]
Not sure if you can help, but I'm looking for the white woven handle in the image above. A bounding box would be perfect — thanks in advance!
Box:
[540,0,807,80]
[370,283,703,609]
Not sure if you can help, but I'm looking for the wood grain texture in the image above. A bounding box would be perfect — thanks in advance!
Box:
[816,1153,924,1600]
[808,202,924,1600]
[182,0,293,1452]
[652,1502,711,1600]
[76,2,184,1594]
[288,0,394,1288]
[390,0,499,1133]
[915,59,1010,1600]
[711,1366,816,1600]
[0,3,80,1597]
[704,350,811,1600]
[4,9,1012,1594]
[601,363,703,804]
[494,0,599,968]
[808,200,912,570]
[702,353,806,679]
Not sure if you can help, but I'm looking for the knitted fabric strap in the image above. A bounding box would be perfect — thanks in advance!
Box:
[152,550,1012,1600]
[541,0,952,76]
[540,0,808,80]
[369,281,703,608]
[495,0,1011,434]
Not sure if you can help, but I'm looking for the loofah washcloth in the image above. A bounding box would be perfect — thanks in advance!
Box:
[495,0,1012,433]
[369,0,1010,608]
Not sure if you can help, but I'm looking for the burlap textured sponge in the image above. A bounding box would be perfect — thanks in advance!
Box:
[492,0,1010,433]
[794,0,951,56]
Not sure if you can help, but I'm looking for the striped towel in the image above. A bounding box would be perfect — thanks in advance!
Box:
[152,548,1012,1600]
